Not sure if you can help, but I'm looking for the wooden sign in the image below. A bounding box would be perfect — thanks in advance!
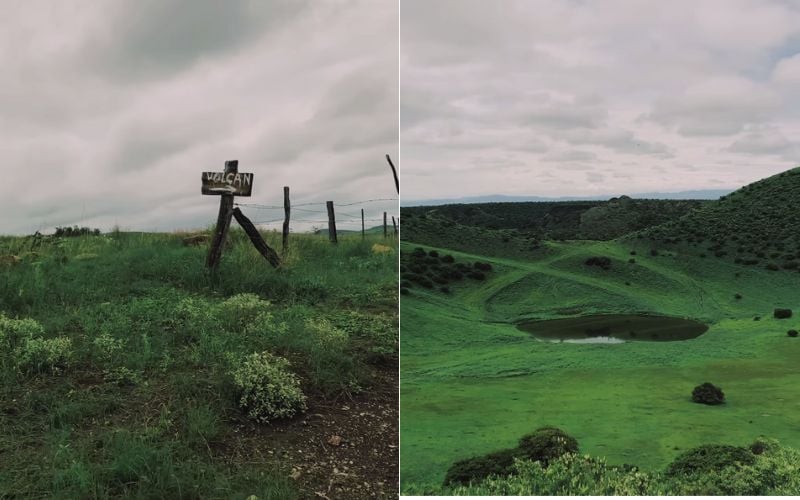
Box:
[201,171,254,196]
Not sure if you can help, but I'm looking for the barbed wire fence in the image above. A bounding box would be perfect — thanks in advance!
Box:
[233,193,398,246]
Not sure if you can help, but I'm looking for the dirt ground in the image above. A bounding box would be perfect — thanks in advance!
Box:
[224,365,399,499]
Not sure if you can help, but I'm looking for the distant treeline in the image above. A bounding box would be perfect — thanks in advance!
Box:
[53,226,102,237]
[402,197,708,243]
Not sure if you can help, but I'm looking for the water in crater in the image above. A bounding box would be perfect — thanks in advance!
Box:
[516,314,709,343]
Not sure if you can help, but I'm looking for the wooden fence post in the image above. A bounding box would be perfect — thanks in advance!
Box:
[232,208,281,268]
[206,160,237,269]
[383,212,387,238]
[361,209,365,239]
[282,186,290,255]
[392,216,398,236]
[386,154,399,194]
[326,201,338,244]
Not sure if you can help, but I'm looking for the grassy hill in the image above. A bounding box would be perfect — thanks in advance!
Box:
[0,229,398,499]
[401,198,707,245]
[630,167,800,274]
[400,168,800,495]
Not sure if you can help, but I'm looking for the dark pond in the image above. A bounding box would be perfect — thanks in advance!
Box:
[516,314,709,343]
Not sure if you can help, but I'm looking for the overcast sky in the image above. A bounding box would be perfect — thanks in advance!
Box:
[1,0,398,235]
[401,0,800,200]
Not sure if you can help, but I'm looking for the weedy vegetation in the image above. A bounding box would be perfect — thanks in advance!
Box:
[0,228,397,499]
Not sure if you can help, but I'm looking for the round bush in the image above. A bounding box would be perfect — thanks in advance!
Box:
[691,382,725,405]
[231,352,307,423]
[443,448,520,486]
[467,271,486,281]
[774,308,792,319]
[474,262,493,272]
[666,444,755,477]
[788,329,798,338]
[517,427,579,466]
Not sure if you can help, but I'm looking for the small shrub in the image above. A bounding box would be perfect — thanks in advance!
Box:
[468,271,486,281]
[428,250,439,258]
[585,257,612,270]
[788,330,798,338]
[0,314,45,349]
[16,336,73,374]
[734,293,742,300]
[474,262,493,272]
[691,382,725,405]
[628,258,636,264]
[103,367,143,386]
[230,351,307,423]
[774,308,792,319]
[443,448,520,486]
[517,427,579,466]
[441,255,455,263]
[92,332,126,364]
[666,444,754,476]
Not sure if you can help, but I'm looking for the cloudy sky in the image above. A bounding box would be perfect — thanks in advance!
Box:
[401,0,800,201]
[1,0,398,235]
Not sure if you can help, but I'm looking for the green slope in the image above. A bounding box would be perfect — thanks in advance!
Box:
[400,240,800,489]
[630,167,800,274]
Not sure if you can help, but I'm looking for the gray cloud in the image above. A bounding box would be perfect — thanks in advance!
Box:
[401,0,800,200]
[1,1,397,235]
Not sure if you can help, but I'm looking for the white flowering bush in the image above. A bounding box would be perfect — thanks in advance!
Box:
[92,331,126,364]
[0,314,45,349]
[217,293,271,331]
[16,336,73,374]
[231,351,306,423]
[1,314,72,374]
[304,317,348,351]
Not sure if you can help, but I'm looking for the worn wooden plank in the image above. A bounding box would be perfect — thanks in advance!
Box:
[201,171,254,196]
[327,201,337,244]
[232,208,281,268]
[206,160,238,269]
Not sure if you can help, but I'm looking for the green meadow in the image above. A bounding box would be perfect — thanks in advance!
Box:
[400,169,800,494]
[0,229,397,499]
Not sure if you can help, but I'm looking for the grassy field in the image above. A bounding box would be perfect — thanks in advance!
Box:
[400,239,800,492]
[0,229,398,499]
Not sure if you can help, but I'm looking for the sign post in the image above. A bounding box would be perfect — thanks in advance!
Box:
[203,160,280,270]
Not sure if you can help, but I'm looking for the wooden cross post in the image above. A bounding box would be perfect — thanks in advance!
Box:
[203,160,281,269]
[206,160,239,269]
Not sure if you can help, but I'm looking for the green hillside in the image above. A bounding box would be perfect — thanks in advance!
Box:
[400,168,800,495]
[631,167,800,274]
[401,198,707,246]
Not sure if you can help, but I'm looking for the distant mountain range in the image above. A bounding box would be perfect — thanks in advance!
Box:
[401,190,733,207]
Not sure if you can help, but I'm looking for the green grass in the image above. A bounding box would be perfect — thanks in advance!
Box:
[400,239,800,491]
[0,228,397,498]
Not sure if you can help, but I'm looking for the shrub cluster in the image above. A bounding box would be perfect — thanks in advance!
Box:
[0,314,72,374]
[443,427,578,486]
[584,256,612,270]
[774,308,792,319]
[230,351,307,423]
[400,248,494,295]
